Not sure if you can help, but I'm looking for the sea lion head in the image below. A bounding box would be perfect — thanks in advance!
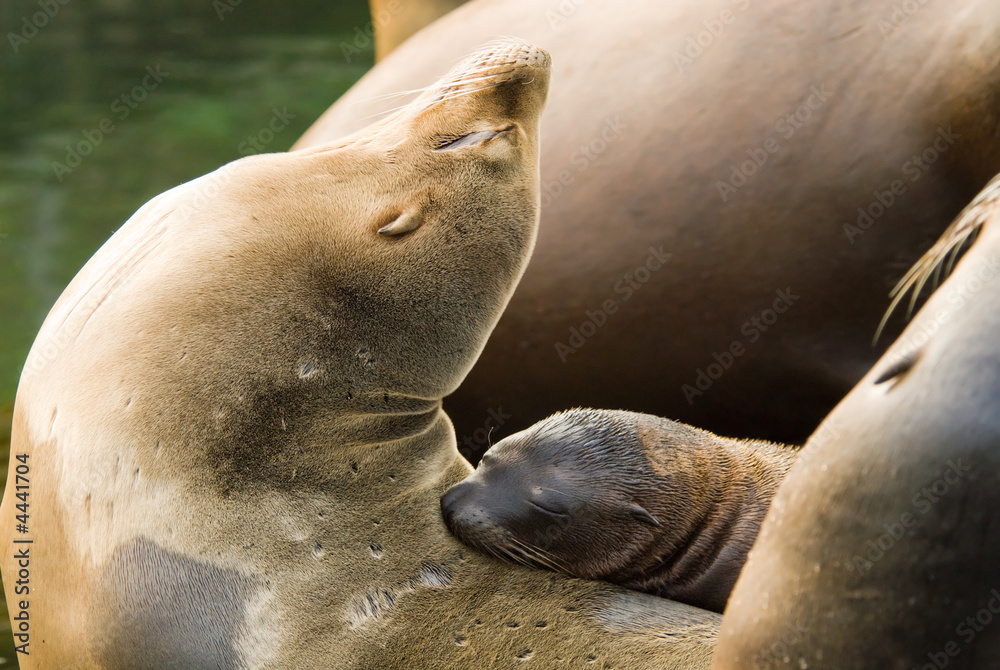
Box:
[267,36,552,400]
[18,38,551,495]
[440,409,665,577]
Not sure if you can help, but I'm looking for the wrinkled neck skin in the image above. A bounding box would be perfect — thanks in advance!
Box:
[629,422,797,613]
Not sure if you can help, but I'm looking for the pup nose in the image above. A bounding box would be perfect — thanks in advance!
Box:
[440,480,475,528]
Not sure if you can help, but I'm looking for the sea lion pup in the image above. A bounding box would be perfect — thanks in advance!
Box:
[442,408,797,613]
[714,174,1000,668]
[0,40,719,669]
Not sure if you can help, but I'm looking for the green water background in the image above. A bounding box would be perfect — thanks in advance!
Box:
[0,0,373,663]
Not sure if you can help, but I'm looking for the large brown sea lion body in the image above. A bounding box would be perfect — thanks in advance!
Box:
[442,408,797,613]
[298,0,1000,451]
[714,175,1000,668]
[0,40,720,669]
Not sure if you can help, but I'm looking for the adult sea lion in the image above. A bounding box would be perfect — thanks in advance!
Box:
[714,174,1000,668]
[442,408,796,613]
[298,0,1000,453]
[0,39,719,669]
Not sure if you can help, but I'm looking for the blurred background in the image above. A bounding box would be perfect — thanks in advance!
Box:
[1,0,374,663]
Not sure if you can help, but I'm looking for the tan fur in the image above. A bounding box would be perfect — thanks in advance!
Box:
[369,0,467,61]
[0,40,717,669]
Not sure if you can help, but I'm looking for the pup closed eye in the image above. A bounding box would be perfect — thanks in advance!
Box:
[527,498,570,517]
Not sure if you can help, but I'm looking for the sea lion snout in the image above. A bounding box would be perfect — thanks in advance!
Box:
[441,468,521,532]
[403,38,550,131]
[442,458,569,545]
[440,479,481,530]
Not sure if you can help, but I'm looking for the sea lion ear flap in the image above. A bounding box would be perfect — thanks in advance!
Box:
[627,503,660,527]
[378,210,423,236]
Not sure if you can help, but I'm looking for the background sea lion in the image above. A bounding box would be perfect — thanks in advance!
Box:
[442,408,796,613]
[713,175,1000,668]
[369,0,467,61]
[297,0,1000,455]
[0,39,719,669]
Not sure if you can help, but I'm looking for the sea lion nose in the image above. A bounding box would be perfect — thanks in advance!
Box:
[441,480,476,529]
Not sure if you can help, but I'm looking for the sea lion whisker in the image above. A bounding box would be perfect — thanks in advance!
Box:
[512,539,570,573]
[905,260,936,319]
[498,543,532,568]
[507,536,551,562]
[504,529,573,573]
[875,173,1000,342]
[499,535,542,567]
[441,69,518,88]
[409,71,512,103]
[514,544,562,572]
[428,82,508,104]
[359,88,428,104]
[944,228,979,278]
[365,80,509,124]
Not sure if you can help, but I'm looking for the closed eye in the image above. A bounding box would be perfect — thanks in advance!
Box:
[433,125,515,151]
[527,499,570,517]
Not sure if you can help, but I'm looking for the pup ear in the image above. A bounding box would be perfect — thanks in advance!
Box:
[627,502,660,527]
[378,210,423,236]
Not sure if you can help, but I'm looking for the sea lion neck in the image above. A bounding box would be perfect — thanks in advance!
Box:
[638,438,796,611]
[11,39,549,502]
